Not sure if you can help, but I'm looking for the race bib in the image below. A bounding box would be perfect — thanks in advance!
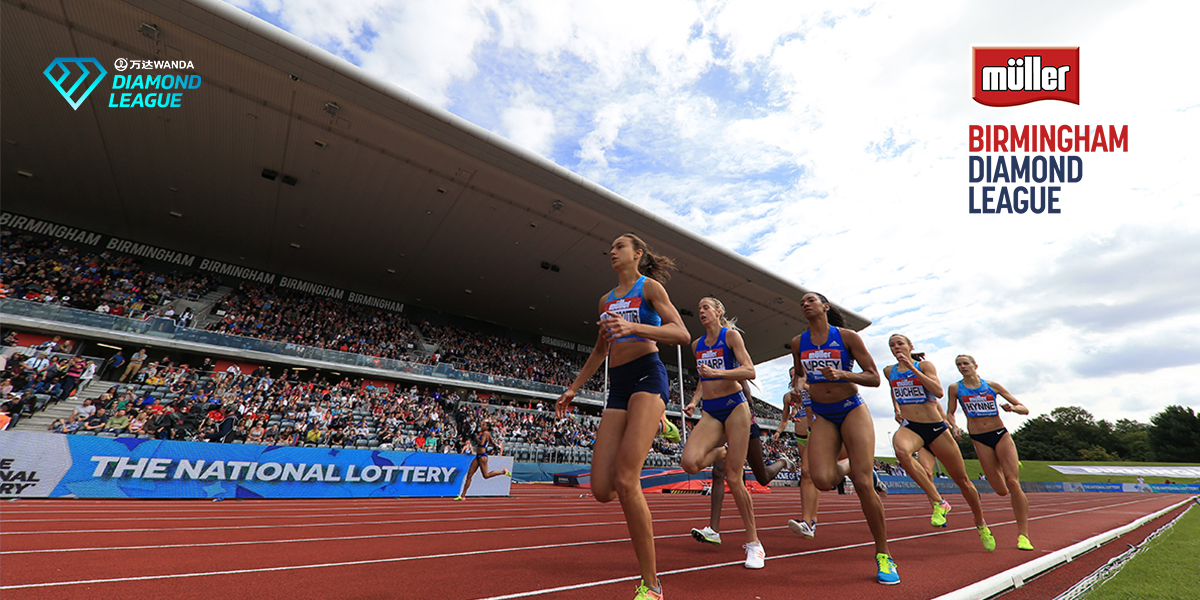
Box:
[604,297,642,324]
[963,393,999,417]
[697,347,726,372]
[801,348,842,379]
[891,377,928,405]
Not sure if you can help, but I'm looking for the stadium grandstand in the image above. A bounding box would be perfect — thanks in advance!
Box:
[1,0,857,445]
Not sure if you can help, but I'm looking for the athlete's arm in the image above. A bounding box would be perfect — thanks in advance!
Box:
[702,329,755,381]
[819,328,881,387]
[887,364,903,423]
[945,383,961,434]
[790,334,806,390]
[991,381,1030,415]
[901,358,944,398]
[684,367,701,417]
[775,393,793,439]
[600,279,690,346]
[555,297,612,418]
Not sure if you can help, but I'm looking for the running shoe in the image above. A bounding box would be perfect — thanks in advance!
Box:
[453,495,464,501]
[659,419,681,444]
[690,526,722,545]
[931,500,952,527]
[1017,534,1035,551]
[873,471,889,498]
[978,526,996,551]
[876,553,900,585]
[633,580,663,600]
[743,542,766,569]
[781,455,798,472]
[504,468,512,477]
[788,519,816,539]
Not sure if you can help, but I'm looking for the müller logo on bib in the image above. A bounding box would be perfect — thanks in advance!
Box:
[973,47,1079,107]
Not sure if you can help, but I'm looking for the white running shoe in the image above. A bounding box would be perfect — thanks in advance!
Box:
[743,541,766,569]
[691,526,722,545]
[788,519,816,539]
[781,455,797,473]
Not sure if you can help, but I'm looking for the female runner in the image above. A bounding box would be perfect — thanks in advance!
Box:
[688,379,795,548]
[791,292,898,584]
[679,297,765,568]
[947,354,1034,551]
[556,234,690,600]
[455,421,510,500]
[886,334,994,550]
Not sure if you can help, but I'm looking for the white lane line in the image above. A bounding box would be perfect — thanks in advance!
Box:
[3,496,1150,592]
[469,496,1166,599]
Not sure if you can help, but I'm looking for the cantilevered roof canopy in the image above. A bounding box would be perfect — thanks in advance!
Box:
[0,0,869,362]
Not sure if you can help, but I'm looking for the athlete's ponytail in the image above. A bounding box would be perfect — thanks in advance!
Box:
[809,292,846,328]
[621,233,677,283]
[701,296,742,332]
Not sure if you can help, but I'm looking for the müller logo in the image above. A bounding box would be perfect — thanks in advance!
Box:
[973,47,1079,107]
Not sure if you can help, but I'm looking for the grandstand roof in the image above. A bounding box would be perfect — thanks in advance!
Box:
[0,0,870,362]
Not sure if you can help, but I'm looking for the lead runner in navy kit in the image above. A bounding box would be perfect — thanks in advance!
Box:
[556,233,689,600]
[680,296,764,569]
[791,292,898,585]
[946,354,1034,551]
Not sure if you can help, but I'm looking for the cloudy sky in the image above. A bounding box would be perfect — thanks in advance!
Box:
[227,0,1199,455]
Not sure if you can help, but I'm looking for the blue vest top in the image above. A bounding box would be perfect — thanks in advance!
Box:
[604,276,661,343]
[798,327,855,384]
[958,379,1000,418]
[695,327,740,381]
[888,363,936,405]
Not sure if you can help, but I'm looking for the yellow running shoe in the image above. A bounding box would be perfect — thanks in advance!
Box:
[1018,534,1034,551]
[453,495,464,501]
[633,580,663,599]
[978,526,996,551]
[876,553,900,585]
[931,500,952,527]
[659,419,681,444]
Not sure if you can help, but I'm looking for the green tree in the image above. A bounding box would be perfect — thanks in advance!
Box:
[1148,405,1200,462]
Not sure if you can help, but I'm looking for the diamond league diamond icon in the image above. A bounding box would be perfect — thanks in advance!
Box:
[43,57,108,110]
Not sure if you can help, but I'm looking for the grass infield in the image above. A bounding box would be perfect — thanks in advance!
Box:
[872,458,1200,485]
[1085,502,1200,600]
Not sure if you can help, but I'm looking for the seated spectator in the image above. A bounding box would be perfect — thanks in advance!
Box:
[104,409,130,433]
[247,420,265,443]
[72,398,96,420]
[127,411,148,435]
[83,407,108,432]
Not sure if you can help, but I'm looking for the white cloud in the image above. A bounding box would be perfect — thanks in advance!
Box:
[229,0,1200,458]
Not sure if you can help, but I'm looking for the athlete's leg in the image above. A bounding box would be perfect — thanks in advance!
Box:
[613,392,667,588]
[799,440,820,523]
[974,441,1009,496]
[709,458,726,531]
[459,457,481,498]
[805,416,845,491]
[480,455,508,479]
[681,414,728,474]
[746,436,787,486]
[928,432,987,527]
[841,406,889,556]
[590,409,629,503]
[722,404,758,545]
[895,428,943,506]
[993,434,1030,538]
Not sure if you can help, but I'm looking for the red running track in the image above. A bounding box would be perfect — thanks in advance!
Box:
[0,487,1192,600]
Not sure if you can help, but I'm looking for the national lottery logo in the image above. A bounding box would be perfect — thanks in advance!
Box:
[973,47,1079,107]
[43,57,108,110]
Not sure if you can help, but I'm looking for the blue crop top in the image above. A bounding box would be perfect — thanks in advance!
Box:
[888,363,935,406]
[798,327,855,384]
[695,327,740,381]
[958,379,1000,418]
[603,276,662,343]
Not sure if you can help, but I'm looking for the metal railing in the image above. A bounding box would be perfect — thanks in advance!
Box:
[1,298,604,400]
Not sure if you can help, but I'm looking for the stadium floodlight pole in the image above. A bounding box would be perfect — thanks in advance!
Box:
[677,345,686,445]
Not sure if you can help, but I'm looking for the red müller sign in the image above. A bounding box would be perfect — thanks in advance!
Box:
[973,47,1079,107]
